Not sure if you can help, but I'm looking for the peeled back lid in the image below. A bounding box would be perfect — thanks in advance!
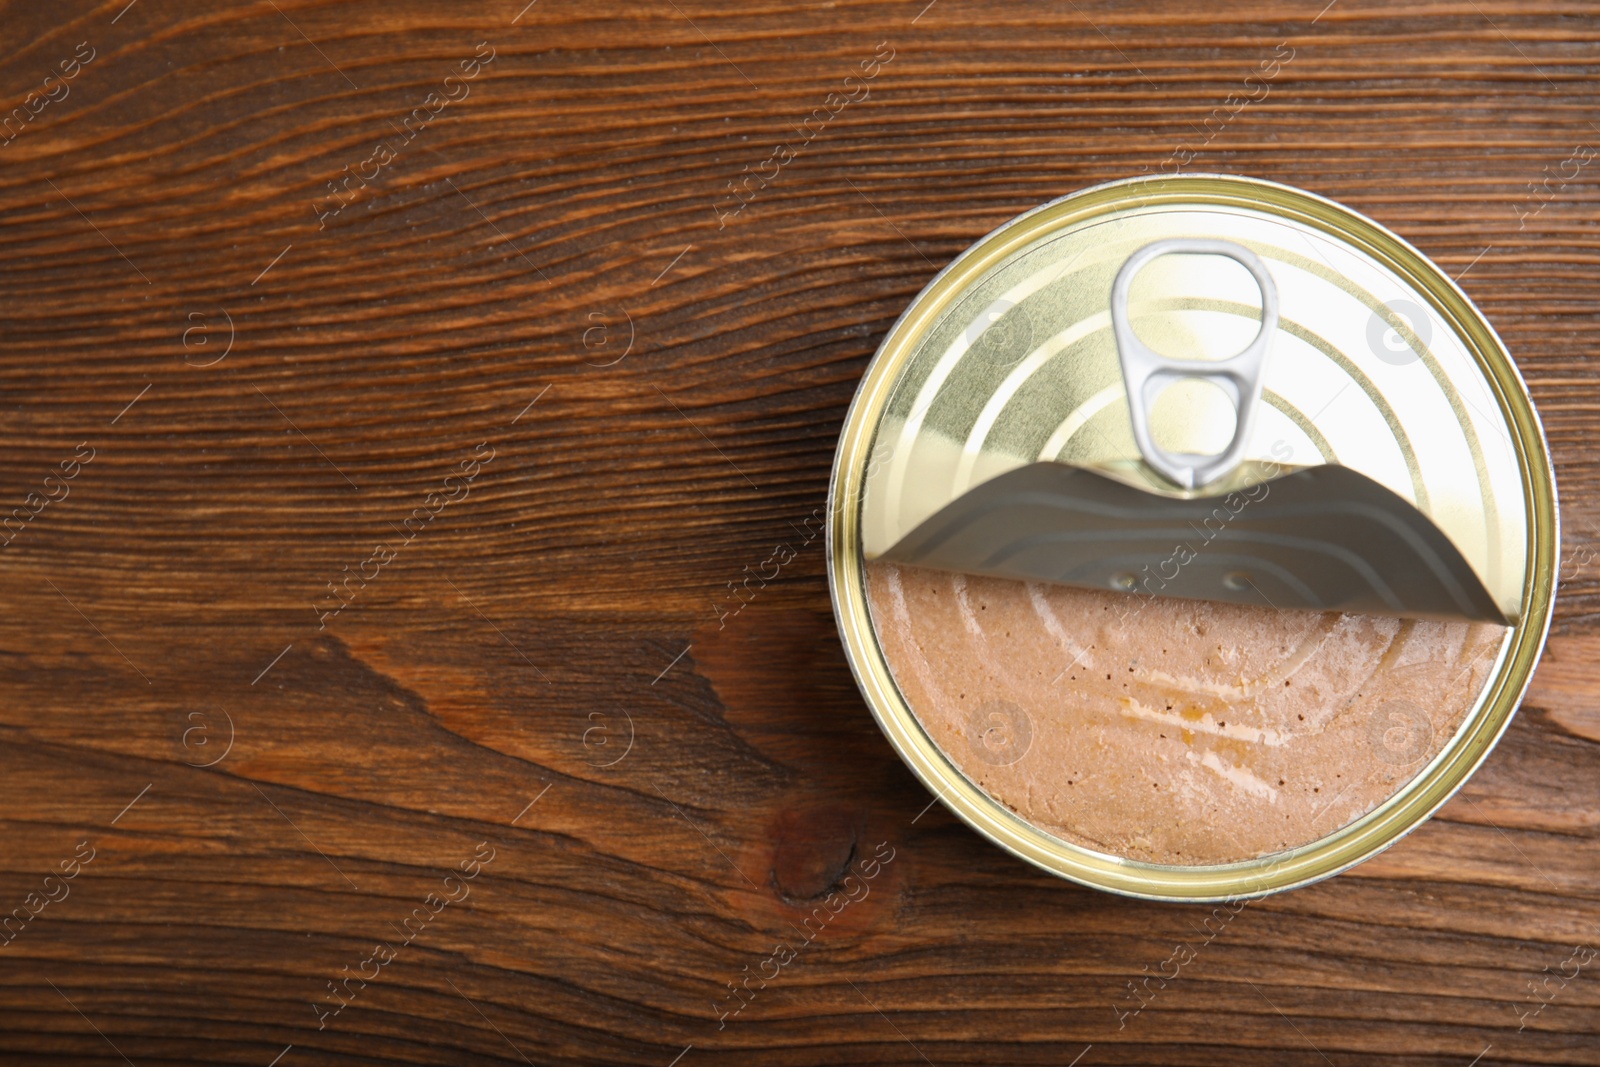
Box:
[859,178,1531,624]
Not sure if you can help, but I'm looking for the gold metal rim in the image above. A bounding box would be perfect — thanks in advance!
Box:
[827,174,1558,902]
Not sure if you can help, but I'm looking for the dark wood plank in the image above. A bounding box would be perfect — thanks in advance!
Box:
[0,0,1597,1062]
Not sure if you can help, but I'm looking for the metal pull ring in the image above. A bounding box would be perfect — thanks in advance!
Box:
[1111,238,1278,490]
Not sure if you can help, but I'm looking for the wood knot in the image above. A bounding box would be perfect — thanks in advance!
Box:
[768,805,858,904]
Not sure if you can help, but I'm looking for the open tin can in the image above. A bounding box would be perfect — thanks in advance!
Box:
[828,174,1557,901]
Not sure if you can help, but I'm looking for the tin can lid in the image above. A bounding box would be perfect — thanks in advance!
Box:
[860,175,1534,621]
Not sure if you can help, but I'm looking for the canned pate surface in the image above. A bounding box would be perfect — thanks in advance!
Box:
[828,174,1557,901]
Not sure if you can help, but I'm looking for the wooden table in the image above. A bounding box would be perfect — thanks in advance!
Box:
[2,0,1596,1062]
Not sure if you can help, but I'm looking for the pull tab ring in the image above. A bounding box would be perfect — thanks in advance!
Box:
[1111,238,1278,490]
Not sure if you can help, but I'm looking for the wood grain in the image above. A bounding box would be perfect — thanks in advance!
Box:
[0,0,1597,1062]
